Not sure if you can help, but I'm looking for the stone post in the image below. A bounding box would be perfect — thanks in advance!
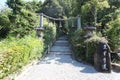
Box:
[40,13,43,28]
[94,42,111,73]
[59,20,62,28]
[36,13,44,39]
[72,20,74,28]
[77,15,81,29]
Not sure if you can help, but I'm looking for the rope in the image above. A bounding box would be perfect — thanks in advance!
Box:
[39,13,78,21]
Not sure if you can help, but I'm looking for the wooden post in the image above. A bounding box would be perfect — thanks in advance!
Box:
[77,15,81,29]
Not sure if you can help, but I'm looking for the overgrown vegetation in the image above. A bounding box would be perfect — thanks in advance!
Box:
[0,0,57,79]
[0,33,44,79]
[0,20,57,79]
[105,16,120,51]
[43,18,57,47]
[69,29,108,64]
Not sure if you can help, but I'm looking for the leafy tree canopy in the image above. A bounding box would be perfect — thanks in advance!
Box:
[41,0,63,18]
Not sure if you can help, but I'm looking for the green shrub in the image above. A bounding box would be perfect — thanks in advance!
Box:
[106,17,120,51]
[0,34,44,79]
[69,29,86,60]
[43,18,57,47]
[69,29,108,64]
[84,35,108,63]
[9,10,39,38]
[0,15,57,79]
[0,17,57,79]
[0,13,10,38]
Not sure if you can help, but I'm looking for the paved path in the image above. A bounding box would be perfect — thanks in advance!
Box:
[16,36,120,80]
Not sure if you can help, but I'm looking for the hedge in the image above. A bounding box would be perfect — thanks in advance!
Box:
[0,18,57,79]
[0,34,44,79]
[69,29,108,64]
[43,18,57,47]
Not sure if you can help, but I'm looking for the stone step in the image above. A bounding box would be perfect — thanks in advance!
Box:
[54,43,69,46]
[50,46,71,52]
[56,40,68,42]
[58,37,68,40]
[54,40,69,46]
[50,51,72,55]
[55,40,69,44]
[58,38,68,40]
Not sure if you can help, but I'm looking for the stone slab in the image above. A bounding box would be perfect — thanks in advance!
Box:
[51,46,71,52]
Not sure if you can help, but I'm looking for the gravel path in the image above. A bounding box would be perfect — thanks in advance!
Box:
[16,36,120,80]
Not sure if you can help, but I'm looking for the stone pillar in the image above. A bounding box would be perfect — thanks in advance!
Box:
[94,42,111,73]
[77,15,81,29]
[59,20,62,28]
[36,13,44,39]
[40,13,43,28]
[72,20,74,28]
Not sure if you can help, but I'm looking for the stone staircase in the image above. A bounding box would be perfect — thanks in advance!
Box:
[50,36,72,55]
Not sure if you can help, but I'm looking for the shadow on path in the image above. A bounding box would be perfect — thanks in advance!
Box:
[37,54,97,74]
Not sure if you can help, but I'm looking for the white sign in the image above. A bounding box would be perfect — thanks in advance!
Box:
[102,44,108,70]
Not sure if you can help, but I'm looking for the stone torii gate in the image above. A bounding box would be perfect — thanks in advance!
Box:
[36,13,81,39]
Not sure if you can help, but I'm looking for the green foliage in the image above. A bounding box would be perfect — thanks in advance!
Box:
[98,7,120,29]
[7,0,25,14]
[57,0,75,17]
[9,10,39,37]
[25,1,42,12]
[43,18,57,47]
[84,35,108,63]
[69,29,108,64]
[0,33,44,79]
[0,13,10,38]
[109,0,120,8]
[106,16,120,51]
[81,0,109,25]
[6,0,40,38]
[0,0,58,79]
[42,0,63,18]
[0,13,10,27]
[69,29,86,60]
[0,17,57,79]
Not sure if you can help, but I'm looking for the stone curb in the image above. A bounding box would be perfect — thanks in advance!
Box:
[111,63,120,72]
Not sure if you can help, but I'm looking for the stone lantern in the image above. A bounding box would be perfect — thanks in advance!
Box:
[83,26,96,38]
[36,27,44,38]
